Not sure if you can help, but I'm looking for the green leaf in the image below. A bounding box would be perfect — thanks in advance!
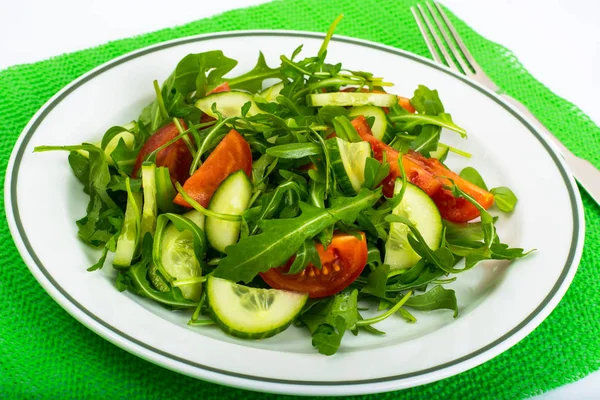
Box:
[300,289,359,356]
[391,112,466,138]
[491,186,518,212]
[410,125,441,156]
[214,189,381,283]
[362,157,390,190]
[459,167,488,190]
[227,52,281,93]
[317,106,348,125]
[266,143,322,159]
[331,115,362,142]
[405,285,458,317]
[411,85,445,115]
[361,264,389,298]
[68,151,90,188]
[287,239,322,275]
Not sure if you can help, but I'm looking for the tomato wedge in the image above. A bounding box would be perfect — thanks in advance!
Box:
[260,233,368,298]
[351,115,494,222]
[423,157,495,222]
[173,129,252,208]
[132,121,192,184]
[352,115,442,197]
[206,82,230,95]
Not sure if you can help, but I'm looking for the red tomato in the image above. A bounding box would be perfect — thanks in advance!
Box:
[423,157,495,222]
[351,115,494,222]
[352,116,442,197]
[132,121,192,184]
[397,96,416,113]
[206,82,230,95]
[260,233,368,298]
[173,129,252,208]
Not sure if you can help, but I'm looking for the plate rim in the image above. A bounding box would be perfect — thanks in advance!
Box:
[4,30,585,394]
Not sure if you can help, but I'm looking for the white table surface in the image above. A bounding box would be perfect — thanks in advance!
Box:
[0,0,598,398]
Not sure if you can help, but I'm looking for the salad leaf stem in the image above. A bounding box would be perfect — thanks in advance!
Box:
[174,182,242,222]
[153,80,169,121]
[318,14,344,57]
[356,290,413,326]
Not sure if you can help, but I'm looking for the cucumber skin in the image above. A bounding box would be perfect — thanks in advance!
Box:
[206,277,307,340]
[326,137,371,195]
[205,171,252,252]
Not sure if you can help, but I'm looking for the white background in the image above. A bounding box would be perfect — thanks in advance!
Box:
[0,0,598,398]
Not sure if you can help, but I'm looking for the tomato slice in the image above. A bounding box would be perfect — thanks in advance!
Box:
[132,121,192,184]
[260,233,368,298]
[351,115,494,222]
[173,129,252,208]
[423,157,495,222]
[206,82,230,95]
[352,115,442,197]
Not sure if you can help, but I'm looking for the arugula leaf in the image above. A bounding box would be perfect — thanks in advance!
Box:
[68,151,90,188]
[300,289,359,356]
[362,157,390,190]
[332,115,362,142]
[405,285,458,317]
[491,186,518,212]
[361,264,389,298]
[287,239,322,275]
[226,52,281,93]
[459,167,488,190]
[214,189,381,283]
[410,125,441,155]
[411,85,445,115]
[391,112,466,138]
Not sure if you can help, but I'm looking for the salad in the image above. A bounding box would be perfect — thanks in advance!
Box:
[35,18,531,355]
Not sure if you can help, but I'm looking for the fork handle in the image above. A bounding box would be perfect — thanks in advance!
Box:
[499,94,600,206]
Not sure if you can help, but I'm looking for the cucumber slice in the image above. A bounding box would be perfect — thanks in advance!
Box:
[430,143,450,162]
[195,91,262,119]
[207,276,308,339]
[160,210,205,301]
[348,106,389,141]
[308,92,397,108]
[205,171,252,252]
[114,179,143,268]
[327,137,371,195]
[140,163,157,238]
[385,181,443,269]
[260,82,284,102]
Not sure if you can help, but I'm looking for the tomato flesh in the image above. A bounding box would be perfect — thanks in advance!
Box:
[206,82,230,95]
[173,129,252,208]
[351,115,494,222]
[132,121,192,184]
[260,233,368,298]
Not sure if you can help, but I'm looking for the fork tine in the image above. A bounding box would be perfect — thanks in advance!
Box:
[414,4,459,71]
[431,1,482,74]
[410,6,443,65]
[425,1,473,76]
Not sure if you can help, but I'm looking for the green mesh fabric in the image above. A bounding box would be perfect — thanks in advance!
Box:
[0,0,599,398]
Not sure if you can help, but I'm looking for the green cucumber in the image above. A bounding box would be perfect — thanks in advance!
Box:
[348,106,389,141]
[326,137,371,194]
[195,91,262,119]
[260,82,284,102]
[205,171,252,252]
[308,92,397,107]
[140,163,157,238]
[430,143,450,162]
[114,179,143,268]
[207,276,308,339]
[385,181,443,269]
[160,210,205,301]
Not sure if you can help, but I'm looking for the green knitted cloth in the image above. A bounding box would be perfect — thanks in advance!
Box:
[1,0,599,398]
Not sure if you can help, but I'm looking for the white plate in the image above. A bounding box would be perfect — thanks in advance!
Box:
[4,31,584,396]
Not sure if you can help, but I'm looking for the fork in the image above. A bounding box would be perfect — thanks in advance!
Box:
[412,1,600,206]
